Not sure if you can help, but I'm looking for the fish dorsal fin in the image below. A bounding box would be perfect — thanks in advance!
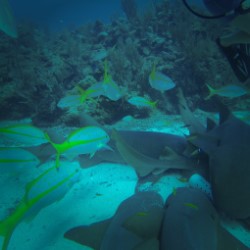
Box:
[122,207,164,239]
[64,219,112,249]
[206,118,217,131]
[150,61,157,79]
[103,59,112,83]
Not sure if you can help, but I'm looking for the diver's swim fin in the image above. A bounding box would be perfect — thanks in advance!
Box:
[239,43,250,57]
[216,38,250,82]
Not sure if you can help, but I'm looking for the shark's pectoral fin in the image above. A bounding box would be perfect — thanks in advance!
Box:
[64,218,112,249]
[186,133,220,154]
[152,168,165,175]
[136,167,155,177]
[217,224,250,250]
[122,207,164,239]
[159,146,180,161]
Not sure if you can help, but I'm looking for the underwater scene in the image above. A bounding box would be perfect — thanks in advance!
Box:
[1,0,250,249]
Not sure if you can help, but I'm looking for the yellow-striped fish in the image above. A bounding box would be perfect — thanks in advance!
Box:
[128,96,157,109]
[0,162,81,250]
[0,124,48,147]
[205,84,248,100]
[149,63,176,92]
[0,147,40,174]
[88,60,122,101]
[46,126,110,167]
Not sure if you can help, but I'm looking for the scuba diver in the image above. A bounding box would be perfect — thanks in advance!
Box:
[182,0,250,82]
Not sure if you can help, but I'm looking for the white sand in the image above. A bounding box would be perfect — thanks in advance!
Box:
[1,162,138,250]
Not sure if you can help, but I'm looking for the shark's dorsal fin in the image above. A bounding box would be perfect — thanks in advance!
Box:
[64,219,111,249]
[206,118,217,131]
[177,88,205,134]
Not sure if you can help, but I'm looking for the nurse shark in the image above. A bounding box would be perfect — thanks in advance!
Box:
[29,111,204,179]
[64,189,249,250]
[177,88,250,219]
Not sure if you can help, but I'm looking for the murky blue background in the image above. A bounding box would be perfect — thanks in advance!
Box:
[9,0,164,31]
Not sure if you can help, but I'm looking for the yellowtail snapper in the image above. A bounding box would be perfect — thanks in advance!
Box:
[0,162,80,250]
[205,84,249,100]
[57,86,99,109]
[128,96,157,109]
[0,147,40,174]
[0,124,49,147]
[149,63,176,92]
[88,60,122,101]
[46,126,110,168]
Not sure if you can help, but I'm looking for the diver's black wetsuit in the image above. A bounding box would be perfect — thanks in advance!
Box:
[204,0,242,17]
[204,0,250,82]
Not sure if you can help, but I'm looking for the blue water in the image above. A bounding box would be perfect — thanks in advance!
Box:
[9,0,162,31]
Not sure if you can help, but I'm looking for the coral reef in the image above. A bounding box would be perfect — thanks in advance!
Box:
[0,0,249,126]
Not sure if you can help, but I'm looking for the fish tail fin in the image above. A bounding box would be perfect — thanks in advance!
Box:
[205,84,216,100]
[44,133,61,168]
[103,59,112,83]
[76,85,85,95]
[0,220,16,250]
[76,86,86,103]
[76,86,89,104]
[150,61,156,79]
[44,132,57,150]
[151,100,158,108]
